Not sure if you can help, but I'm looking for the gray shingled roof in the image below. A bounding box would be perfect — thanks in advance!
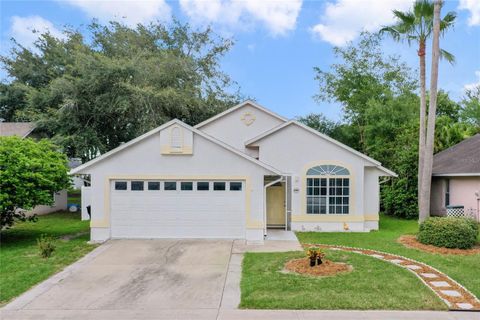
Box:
[432,134,480,175]
[0,122,36,138]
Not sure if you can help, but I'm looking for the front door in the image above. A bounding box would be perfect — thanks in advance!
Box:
[266,185,286,228]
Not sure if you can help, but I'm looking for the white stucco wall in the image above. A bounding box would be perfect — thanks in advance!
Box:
[198,103,285,151]
[80,125,274,241]
[251,123,382,231]
[27,190,68,215]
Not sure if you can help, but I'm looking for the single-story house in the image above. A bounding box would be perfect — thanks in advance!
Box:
[71,101,396,242]
[431,133,480,220]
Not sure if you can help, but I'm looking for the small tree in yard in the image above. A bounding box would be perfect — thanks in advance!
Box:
[0,136,71,228]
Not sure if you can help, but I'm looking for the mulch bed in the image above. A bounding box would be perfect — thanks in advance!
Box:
[398,235,480,255]
[284,258,352,277]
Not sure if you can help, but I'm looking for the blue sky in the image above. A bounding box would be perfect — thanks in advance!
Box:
[1,0,479,121]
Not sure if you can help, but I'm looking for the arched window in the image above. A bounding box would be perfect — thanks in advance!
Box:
[170,127,182,149]
[306,165,350,215]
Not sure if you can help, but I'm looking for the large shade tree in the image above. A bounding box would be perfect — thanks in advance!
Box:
[1,20,241,162]
[380,0,455,221]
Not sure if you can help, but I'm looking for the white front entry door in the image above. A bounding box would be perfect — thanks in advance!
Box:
[110,180,246,238]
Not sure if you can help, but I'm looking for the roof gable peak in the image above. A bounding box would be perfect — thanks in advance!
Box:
[194,100,288,129]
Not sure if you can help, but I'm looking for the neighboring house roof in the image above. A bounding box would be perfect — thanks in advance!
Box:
[245,120,397,177]
[0,122,36,138]
[432,134,480,176]
[68,158,83,169]
[194,100,287,129]
[70,119,283,175]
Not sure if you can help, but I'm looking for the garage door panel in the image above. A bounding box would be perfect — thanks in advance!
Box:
[110,180,246,239]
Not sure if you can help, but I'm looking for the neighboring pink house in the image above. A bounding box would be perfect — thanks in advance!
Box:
[431,134,480,221]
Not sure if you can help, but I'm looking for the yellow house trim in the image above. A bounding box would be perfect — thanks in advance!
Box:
[98,175,256,230]
[160,145,193,155]
[90,219,109,228]
[291,214,365,222]
[301,160,356,215]
[364,214,380,221]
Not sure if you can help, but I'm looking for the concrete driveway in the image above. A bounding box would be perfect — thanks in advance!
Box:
[2,239,236,319]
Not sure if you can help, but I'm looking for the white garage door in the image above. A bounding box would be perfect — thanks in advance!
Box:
[110,180,246,238]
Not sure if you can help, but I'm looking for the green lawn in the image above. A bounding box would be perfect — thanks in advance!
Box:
[240,214,479,310]
[0,212,96,305]
[296,215,480,298]
[241,249,446,310]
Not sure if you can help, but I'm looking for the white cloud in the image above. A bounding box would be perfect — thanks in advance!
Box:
[311,0,413,46]
[10,15,65,48]
[459,0,480,26]
[464,70,480,91]
[62,0,171,26]
[179,0,302,36]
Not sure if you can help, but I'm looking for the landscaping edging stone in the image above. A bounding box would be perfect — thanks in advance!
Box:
[303,243,480,311]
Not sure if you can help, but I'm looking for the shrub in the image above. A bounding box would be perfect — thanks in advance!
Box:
[37,234,56,258]
[417,217,479,249]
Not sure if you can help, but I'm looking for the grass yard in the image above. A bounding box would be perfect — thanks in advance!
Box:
[0,212,96,305]
[241,214,479,310]
[297,215,480,298]
[241,249,446,310]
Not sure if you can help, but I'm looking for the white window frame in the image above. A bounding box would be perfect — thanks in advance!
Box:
[306,165,350,215]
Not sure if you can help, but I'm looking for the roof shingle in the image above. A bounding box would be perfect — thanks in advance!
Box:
[432,134,480,175]
[0,122,36,138]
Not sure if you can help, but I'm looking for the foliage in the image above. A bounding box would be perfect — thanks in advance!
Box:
[434,115,477,153]
[0,212,94,303]
[379,0,456,64]
[297,114,340,138]
[0,136,71,228]
[314,32,417,153]
[1,20,241,162]
[37,234,56,258]
[310,32,473,219]
[460,85,480,128]
[306,247,325,260]
[417,217,478,249]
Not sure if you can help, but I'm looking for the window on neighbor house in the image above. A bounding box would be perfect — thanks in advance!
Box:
[306,165,350,215]
[445,179,450,206]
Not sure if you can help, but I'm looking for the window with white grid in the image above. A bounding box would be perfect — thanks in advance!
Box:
[306,165,350,215]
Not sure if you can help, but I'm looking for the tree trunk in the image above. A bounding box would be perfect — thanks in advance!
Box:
[417,40,427,220]
[419,0,442,222]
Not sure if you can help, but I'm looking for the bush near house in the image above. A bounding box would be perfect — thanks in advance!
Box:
[0,136,71,228]
[417,217,479,249]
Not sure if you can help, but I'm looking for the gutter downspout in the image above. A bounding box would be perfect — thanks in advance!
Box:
[263,176,284,238]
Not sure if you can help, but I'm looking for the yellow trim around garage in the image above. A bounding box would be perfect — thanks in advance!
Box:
[93,175,257,231]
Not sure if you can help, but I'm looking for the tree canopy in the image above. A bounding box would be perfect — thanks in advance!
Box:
[1,21,241,162]
[309,32,478,219]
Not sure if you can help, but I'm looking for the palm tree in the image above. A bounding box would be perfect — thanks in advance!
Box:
[380,0,455,222]
[419,0,442,221]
